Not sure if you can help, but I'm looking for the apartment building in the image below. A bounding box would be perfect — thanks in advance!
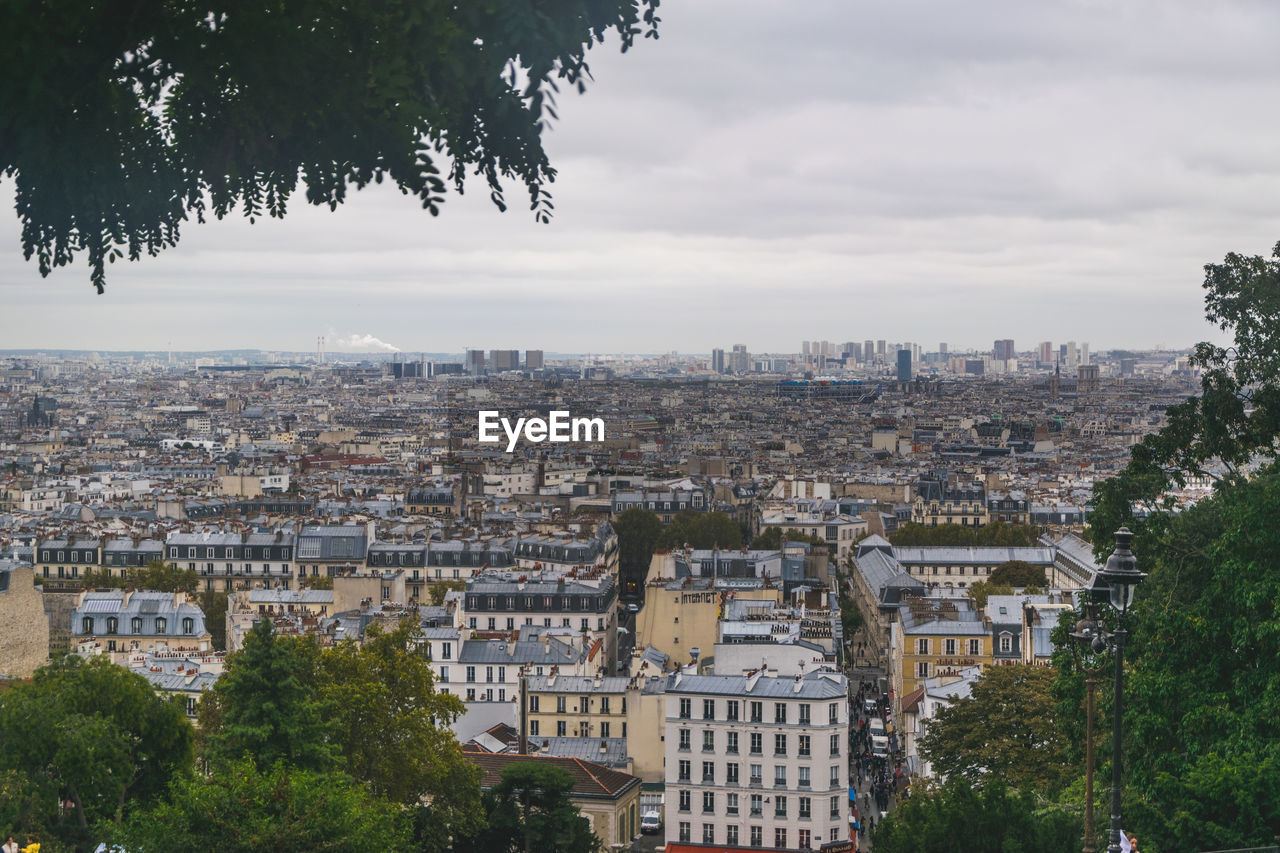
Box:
[664,668,850,852]
[461,573,619,665]
[168,529,294,591]
[525,673,630,740]
[72,589,211,663]
[910,473,989,528]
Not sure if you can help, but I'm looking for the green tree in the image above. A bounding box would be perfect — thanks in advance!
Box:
[657,510,743,550]
[304,574,334,591]
[2,1,660,293]
[426,577,466,605]
[872,777,1079,853]
[612,506,663,594]
[198,588,230,651]
[456,762,600,853]
[890,521,1041,547]
[0,656,193,849]
[116,758,410,853]
[918,665,1073,796]
[310,620,483,850]
[988,560,1047,587]
[203,619,336,772]
[966,581,1013,609]
[752,526,828,549]
[81,559,198,592]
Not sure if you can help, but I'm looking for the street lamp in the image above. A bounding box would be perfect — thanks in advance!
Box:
[1096,527,1146,853]
[1070,570,1112,853]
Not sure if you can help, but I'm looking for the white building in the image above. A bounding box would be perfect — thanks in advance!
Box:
[664,667,850,852]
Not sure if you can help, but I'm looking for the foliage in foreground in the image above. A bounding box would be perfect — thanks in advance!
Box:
[872,777,1079,853]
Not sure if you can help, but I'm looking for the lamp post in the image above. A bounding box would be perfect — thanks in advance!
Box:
[1097,528,1146,853]
[1070,569,1112,853]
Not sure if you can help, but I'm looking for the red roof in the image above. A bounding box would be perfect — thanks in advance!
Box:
[462,750,640,800]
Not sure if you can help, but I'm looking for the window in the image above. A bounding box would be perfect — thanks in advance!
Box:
[798,766,811,788]
[799,828,812,850]
[917,637,929,655]
[774,702,787,724]
[830,794,841,819]
[1000,634,1012,653]
[799,795,811,817]
[600,696,610,714]
[702,791,714,814]
[775,828,788,848]
[726,731,739,754]
[703,730,714,752]
[774,765,786,787]
[830,765,840,786]
[679,729,690,751]
[486,666,495,683]
[918,661,930,678]
[131,616,142,633]
[702,761,714,782]
[466,666,477,683]
[726,792,739,816]
[727,700,739,721]
[106,617,117,634]
[702,824,714,843]
[945,638,957,656]
[678,822,690,843]
[678,790,690,811]
[726,762,739,784]
[679,698,691,719]
[182,617,194,634]
[529,695,539,712]
[750,826,762,846]
[830,733,840,757]
[678,760,691,782]
[798,703,811,724]
[600,722,610,737]
[829,702,839,724]
[749,793,763,817]
[798,734,810,756]
[750,764,762,786]
[579,695,590,713]
[703,698,715,720]
[749,701,762,723]
[750,732,762,755]
[774,795,787,817]
[557,696,566,713]
[557,721,566,736]
[726,825,739,845]
[529,720,539,736]
[82,617,94,634]
[774,733,787,756]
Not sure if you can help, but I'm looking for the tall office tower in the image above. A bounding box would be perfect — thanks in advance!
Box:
[731,344,749,373]
[1059,344,1068,364]
[1038,341,1053,364]
[993,339,1015,361]
[913,343,922,365]
[490,349,519,371]
[897,349,913,382]
[842,341,855,359]
[939,342,948,355]
[851,342,863,363]
[711,348,726,373]
[802,341,811,356]
[465,349,486,375]
[876,340,886,359]
[864,340,874,363]
[525,350,544,370]
[1080,342,1089,365]
[1066,341,1079,369]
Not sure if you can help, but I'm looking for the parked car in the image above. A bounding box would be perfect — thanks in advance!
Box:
[640,811,662,834]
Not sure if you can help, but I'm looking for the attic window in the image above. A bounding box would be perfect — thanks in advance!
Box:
[998,606,1007,615]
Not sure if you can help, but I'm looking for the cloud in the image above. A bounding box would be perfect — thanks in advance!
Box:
[332,333,400,352]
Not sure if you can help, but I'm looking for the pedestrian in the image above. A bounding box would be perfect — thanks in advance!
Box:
[2,836,17,853]
[19,837,37,853]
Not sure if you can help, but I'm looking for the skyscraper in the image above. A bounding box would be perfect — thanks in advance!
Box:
[711,348,726,373]
[490,349,519,371]
[897,349,912,382]
[939,342,948,355]
[1038,341,1053,364]
[863,340,874,364]
[465,349,486,375]
[993,339,1015,361]
[525,350,544,370]
[731,344,749,373]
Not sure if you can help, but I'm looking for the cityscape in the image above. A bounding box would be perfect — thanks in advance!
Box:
[5,1,1280,852]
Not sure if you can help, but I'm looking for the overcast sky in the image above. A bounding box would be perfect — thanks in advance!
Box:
[4,0,1280,354]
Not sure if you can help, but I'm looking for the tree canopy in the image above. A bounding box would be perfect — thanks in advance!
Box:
[613,506,663,591]
[82,559,198,592]
[1,0,660,292]
[455,762,600,853]
[918,664,1073,796]
[752,525,829,550]
[657,510,743,551]
[987,560,1047,588]
[0,656,194,850]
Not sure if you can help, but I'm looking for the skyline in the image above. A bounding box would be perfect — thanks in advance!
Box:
[5,0,1280,351]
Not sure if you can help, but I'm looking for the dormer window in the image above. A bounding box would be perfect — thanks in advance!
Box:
[183,617,194,634]
[82,617,94,634]
[155,617,167,635]
[132,616,143,633]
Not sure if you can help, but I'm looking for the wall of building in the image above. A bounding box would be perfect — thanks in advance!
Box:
[0,565,50,677]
